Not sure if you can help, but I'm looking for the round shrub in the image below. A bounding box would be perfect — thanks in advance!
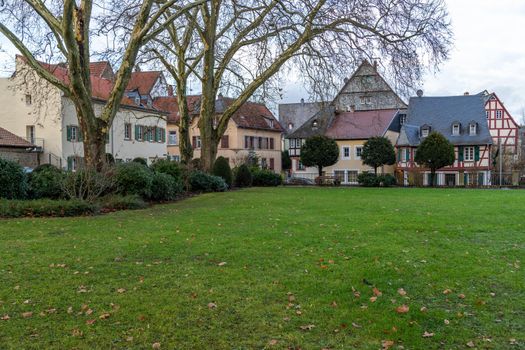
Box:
[150,172,181,201]
[132,157,148,166]
[378,174,396,187]
[235,164,252,188]
[151,159,181,181]
[212,156,232,187]
[115,162,153,198]
[29,164,64,199]
[0,158,28,199]
[189,171,227,192]
[252,169,282,187]
[357,172,379,187]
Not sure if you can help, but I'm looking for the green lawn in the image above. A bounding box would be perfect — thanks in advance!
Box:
[0,188,524,349]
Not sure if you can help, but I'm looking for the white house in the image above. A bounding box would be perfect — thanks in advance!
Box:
[0,58,168,170]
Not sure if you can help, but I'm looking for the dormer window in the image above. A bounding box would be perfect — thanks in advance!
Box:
[469,123,477,135]
[452,123,460,136]
[360,96,372,105]
[134,97,141,105]
[312,120,319,128]
[288,122,293,130]
[421,125,431,138]
[400,114,407,125]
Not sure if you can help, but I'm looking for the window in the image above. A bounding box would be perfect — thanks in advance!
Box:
[485,110,489,119]
[288,123,293,130]
[67,156,82,171]
[348,170,358,184]
[355,146,363,159]
[168,131,178,145]
[469,123,477,135]
[67,125,81,142]
[269,119,274,128]
[464,146,475,161]
[192,136,202,149]
[25,94,32,105]
[400,114,407,125]
[452,123,460,136]
[221,135,229,148]
[360,96,371,105]
[342,146,350,160]
[269,158,275,170]
[134,97,141,105]
[334,170,345,182]
[269,138,275,150]
[297,160,306,171]
[312,120,318,128]
[289,138,295,148]
[136,125,144,141]
[124,123,132,140]
[26,125,35,144]
[421,128,429,138]
[261,158,268,169]
[496,110,503,119]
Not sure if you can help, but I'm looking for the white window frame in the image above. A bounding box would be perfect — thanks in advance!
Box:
[25,94,32,106]
[452,124,460,136]
[342,146,351,160]
[71,126,79,142]
[464,146,475,162]
[355,145,363,160]
[347,170,359,184]
[496,110,503,119]
[421,128,429,138]
[168,131,178,145]
[124,123,132,140]
[401,147,407,162]
[195,136,202,148]
[485,110,489,119]
[469,123,477,136]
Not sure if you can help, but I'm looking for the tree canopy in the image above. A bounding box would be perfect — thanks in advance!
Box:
[361,136,396,175]
[300,135,339,176]
[414,132,455,186]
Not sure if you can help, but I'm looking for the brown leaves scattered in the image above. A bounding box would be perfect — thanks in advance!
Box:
[71,328,83,337]
[117,288,126,294]
[373,287,382,297]
[420,306,428,313]
[330,301,337,308]
[397,288,407,296]
[49,263,66,268]
[86,319,96,325]
[299,324,315,331]
[466,341,475,348]
[443,289,452,295]
[422,331,434,338]
[1,314,10,321]
[217,262,227,267]
[381,340,394,349]
[370,296,377,303]
[268,339,279,346]
[152,342,161,349]
[207,302,217,309]
[458,293,466,299]
[22,312,33,318]
[395,305,409,314]
[351,322,362,328]
[77,285,88,293]
[99,313,111,320]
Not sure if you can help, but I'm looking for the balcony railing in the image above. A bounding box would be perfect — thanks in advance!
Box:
[25,137,45,152]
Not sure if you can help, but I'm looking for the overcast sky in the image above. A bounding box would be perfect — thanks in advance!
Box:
[280,0,525,123]
[1,0,524,122]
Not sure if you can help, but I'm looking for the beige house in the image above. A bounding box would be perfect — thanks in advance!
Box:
[0,58,168,170]
[155,95,284,172]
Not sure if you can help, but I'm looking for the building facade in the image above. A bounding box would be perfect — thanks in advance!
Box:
[0,58,168,170]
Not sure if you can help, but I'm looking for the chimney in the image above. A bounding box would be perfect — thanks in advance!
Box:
[464,91,469,96]
[218,92,224,100]
[416,89,424,97]
[300,98,304,105]
[373,60,378,70]
[167,85,173,97]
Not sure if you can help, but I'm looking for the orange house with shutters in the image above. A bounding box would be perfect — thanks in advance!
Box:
[155,95,284,172]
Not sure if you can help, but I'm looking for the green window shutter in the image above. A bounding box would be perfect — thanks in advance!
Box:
[78,128,83,142]
[474,146,480,161]
[458,146,464,161]
[162,128,166,143]
[66,126,72,141]
[406,148,410,161]
[67,156,72,171]
[135,125,139,140]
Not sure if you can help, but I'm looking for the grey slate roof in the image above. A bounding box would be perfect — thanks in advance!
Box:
[285,106,336,139]
[397,95,493,146]
[278,101,324,134]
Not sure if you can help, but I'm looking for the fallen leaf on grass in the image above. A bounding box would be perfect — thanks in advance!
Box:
[351,322,362,328]
[397,288,407,296]
[443,289,452,295]
[1,315,9,321]
[381,340,394,349]
[373,287,382,297]
[268,339,278,346]
[86,319,96,325]
[370,296,377,303]
[71,328,83,337]
[152,342,161,349]
[217,262,227,266]
[395,305,409,314]
[117,288,126,294]
[99,313,110,320]
[22,312,33,318]
[207,302,217,309]
[422,331,434,338]
[299,324,315,331]
[330,301,337,307]
[420,306,428,312]
[444,319,450,325]
[466,341,475,348]
[458,294,466,299]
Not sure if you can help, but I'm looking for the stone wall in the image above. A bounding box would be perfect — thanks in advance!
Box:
[0,147,39,168]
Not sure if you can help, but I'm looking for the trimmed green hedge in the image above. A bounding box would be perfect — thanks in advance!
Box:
[252,169,282,187]
[0,199,98,218]
[99,195,148,211]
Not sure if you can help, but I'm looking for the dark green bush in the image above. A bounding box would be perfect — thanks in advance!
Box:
[235,164,252,188]
[99,194,147,211]
[29,164,64,199]
[150,172,182,201]
[357,172,379,187]
[189,171,227,192]
[212,156,232,187]
[0,158,28,199]
[0,198,98,218]
[151,159,182,181]
[132,157,148,166]
[115,162,153,198]
[252,169,282,187]
[378,174,396,187]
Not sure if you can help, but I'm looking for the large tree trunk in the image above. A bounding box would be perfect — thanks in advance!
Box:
[176,83,193,164]
[318,166,323,177]
[201,134,219,172]
[76,105,107,171]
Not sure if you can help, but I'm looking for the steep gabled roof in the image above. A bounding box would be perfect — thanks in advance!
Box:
[0,127,33,148]
[278,101,325,134]
[218,97,284,132]
[325,109,400,140]
[286,106,336,139]
[398,95,493,146]
[89,61,114,79]
[127,71,163,95]
[152,95,201,123]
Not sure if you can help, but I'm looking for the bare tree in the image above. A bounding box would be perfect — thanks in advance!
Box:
[157,0,452,171]
[0,0,205,170]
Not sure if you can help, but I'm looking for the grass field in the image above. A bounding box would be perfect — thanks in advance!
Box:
[0,187,524,349]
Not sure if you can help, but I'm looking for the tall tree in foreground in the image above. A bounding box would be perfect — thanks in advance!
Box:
[414,132,455,187]
[300,135,339,177]
[145,0,452,171]
[0,0,204,170]
[361,137,396,175]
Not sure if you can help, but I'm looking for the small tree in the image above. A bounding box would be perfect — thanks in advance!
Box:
[414,132,455,187]
[361,137,396,175]
[300,135,339,177]
[212,156,232,187]
[282,151,292,172]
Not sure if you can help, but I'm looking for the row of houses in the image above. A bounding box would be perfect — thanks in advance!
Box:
[281,60,522,186]
[0,57,284,172]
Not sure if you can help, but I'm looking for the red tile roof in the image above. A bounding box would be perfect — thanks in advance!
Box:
[153,95,201,123]
[89,61,113,78]
[0,127,33,148]
[127,71,162,95]
[220,97,283,132]
[325,109,398,140]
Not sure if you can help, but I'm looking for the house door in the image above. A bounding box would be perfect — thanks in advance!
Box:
[445,174,456,187]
